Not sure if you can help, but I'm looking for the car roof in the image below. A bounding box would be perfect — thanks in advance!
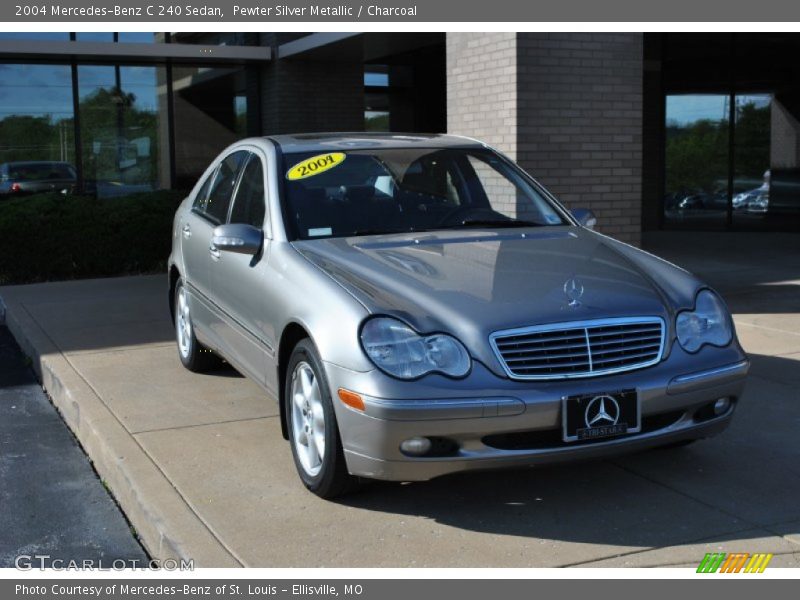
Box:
[263,132,487,154]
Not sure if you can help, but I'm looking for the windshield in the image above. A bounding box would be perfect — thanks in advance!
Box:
[280,147,568,240]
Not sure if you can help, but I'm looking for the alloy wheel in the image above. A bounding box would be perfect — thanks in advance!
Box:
[290,361,326,476]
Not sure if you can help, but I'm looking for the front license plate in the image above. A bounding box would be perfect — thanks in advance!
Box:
[562,389,640,442]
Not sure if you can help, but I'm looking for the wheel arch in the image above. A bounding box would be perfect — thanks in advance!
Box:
[277,321,313,440]
[168,264,181,324]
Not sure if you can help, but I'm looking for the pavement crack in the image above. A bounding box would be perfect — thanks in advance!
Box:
[560,524,760,568]
[132,414,279,435]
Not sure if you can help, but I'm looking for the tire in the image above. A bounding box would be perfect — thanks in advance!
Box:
[285,338,358,498]
[174,279,220,373]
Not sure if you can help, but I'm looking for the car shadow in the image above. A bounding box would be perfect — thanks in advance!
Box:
[198,361,245,379]
[335,351,800,550]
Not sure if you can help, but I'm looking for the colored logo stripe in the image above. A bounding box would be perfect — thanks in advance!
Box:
[744,553,773,573]
[720,553,749,573]
[697,552,773,573]
[697,553,725,573]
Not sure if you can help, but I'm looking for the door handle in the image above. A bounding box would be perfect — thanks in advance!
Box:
[182,223,192,239]
[209,244,220,260]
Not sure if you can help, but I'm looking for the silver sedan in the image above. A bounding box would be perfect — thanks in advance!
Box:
[168,134,749,498]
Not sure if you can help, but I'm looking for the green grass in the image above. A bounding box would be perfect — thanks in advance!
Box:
[0,190,186,285]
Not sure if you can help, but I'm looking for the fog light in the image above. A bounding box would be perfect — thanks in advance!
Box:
[400,437,432,456]
[714,397,731,415]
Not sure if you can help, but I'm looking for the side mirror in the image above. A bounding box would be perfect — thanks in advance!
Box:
[571,208,597,230]
[212,224,263,255]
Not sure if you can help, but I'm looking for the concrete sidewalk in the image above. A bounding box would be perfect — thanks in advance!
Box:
[1,233,799,567]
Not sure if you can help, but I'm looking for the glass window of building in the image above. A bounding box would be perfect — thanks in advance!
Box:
[171,65,258,189]
[365,66,390,131]
[169,32,258,46]
[664,92,800,230]
[663,95,730,228]
[733,94,772,226]
[656,33,800,231]
[118,32,161,43]
[75,32,115,42]
[0,33,71,41]
[0,64,75,168]
[77,65,167,197]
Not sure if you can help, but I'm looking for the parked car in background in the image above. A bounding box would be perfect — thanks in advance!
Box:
[0,161,77,197]
[169,133,749,498]
[734,170,770,214]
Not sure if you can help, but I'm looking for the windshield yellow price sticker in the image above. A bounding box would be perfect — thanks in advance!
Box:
[286,153,346,180]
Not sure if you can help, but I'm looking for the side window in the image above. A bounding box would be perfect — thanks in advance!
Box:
[204,150,248,223]
[229,154,267,228]
[192,168,216,211]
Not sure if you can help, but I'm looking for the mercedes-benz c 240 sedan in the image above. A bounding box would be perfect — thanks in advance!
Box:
[168,133,749,498]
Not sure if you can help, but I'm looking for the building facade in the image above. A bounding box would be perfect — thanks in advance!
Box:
[1,32,798,245]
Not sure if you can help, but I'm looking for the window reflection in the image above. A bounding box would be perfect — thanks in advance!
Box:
[78,65,167,197]
[169,32,258,46]
[664,94,730,227]
[733,95,771,223]
[75,32,115,42]
[171,65,257,189]
[119,32,161,43]
[0,64,75,168]
[665,93,800,229]
[0,33,71,41]
[733,94,800,226]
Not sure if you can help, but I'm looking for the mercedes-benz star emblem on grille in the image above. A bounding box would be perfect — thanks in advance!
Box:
[585,395,620,428]
[563,277,585,307]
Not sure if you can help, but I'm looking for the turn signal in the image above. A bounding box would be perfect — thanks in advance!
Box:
[337,388,365,411]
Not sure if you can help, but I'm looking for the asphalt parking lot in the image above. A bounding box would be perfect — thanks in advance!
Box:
[0,231,798,567]
[0,326,147,568]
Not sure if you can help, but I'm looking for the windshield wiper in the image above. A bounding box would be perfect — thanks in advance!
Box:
[449,219,546,228]
[349,229,411,237]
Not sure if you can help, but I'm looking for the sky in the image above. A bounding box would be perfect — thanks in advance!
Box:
[667,94,772,126]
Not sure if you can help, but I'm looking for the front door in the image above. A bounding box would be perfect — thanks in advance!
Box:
[212,151,273,386]
[181,150,248,348]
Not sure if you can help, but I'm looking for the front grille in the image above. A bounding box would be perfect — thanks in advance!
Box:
[490,317,665,380]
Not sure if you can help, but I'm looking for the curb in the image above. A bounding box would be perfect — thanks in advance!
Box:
[1,293,241,567]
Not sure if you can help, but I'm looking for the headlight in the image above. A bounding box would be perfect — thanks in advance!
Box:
[360,317,471,379]
[675,290,732,352]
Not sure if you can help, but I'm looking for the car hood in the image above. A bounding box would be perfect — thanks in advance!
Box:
[293,227,702,375]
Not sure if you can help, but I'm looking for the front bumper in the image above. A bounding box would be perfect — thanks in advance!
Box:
[324,346,749,482]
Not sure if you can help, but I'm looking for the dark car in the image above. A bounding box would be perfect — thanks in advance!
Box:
[0,161,77,197]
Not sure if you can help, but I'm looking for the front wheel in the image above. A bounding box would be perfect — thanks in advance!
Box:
[285,339,358,498]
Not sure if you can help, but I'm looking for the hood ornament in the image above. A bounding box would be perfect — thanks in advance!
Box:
[563,277,584,307]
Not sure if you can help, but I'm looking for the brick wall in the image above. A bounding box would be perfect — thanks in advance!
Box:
[446,33,644,245]
[259,35,365,135]
[446,33,517,160]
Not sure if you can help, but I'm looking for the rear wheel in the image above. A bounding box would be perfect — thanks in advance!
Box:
[174,279,220,372]
[285,339,358,498]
